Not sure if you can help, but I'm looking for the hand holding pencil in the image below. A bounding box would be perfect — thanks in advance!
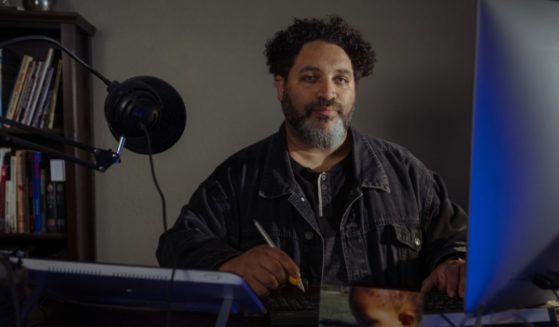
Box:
[253,220,306,292]
[216,220,305,296]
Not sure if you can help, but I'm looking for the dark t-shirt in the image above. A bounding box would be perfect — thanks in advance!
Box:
[290,154,353,286]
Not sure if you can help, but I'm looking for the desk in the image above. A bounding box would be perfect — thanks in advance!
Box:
[25,300,269,327]
[10,296,559,327]
[423,308,559,327]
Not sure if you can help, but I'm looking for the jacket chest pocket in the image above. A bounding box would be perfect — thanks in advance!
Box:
[391,223,422,253]
[360,222,422,262]
[357,222,423,289]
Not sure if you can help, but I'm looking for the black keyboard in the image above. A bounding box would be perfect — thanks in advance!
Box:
[423,291,464,314]
[263,288,319,326]
[265,292,316,311]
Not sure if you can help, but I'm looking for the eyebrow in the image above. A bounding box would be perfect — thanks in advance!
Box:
[298,66,353,77]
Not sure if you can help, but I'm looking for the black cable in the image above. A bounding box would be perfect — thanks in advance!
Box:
[0,35,112,87]
[439,312,457,327]
[140,125,177,327]
[140,125,167,233]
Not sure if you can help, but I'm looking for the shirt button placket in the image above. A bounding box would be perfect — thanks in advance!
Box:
[304,231,314,240]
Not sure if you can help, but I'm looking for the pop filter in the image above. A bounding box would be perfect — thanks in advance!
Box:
[104,76,187,154]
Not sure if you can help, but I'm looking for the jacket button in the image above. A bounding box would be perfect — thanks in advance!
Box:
[414,237,421,247]
[304,232,314,240]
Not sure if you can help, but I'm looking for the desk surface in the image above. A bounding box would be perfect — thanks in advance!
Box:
[27,301,269,327]
[22,299,559,327]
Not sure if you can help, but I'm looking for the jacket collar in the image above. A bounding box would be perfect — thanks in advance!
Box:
[259,124,390,199]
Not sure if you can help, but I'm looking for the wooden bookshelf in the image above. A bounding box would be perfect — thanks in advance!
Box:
[0,10,95,261]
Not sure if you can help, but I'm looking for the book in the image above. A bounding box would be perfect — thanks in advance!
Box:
[24,48,54,126]
[6,154,17,232]
[55,181,65,233]
[15,150,29,233]
[26,151,34,232]
[45,59,63,129]
[45,180,56,233]
[5,55,32,121]
[40,164,47,233]
[49,159,65,233]
[19,61,43,124]
[31,66,54,128]
[0,148,11,232]
[32,152,42,232]
[0,48,20,119]
[13,60,37,123]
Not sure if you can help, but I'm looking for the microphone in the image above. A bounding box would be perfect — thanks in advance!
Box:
[0,36,187,170]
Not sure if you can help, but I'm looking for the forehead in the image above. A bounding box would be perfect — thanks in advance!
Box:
[290,40,354,75]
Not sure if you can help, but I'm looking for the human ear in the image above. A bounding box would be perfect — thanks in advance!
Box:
[398,311,417,327]
[274,75,285,101]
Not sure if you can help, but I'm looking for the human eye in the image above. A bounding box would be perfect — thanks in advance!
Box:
[334,76,350,85]
[300,74,317,83]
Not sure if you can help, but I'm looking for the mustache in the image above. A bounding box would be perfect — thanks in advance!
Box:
[304,98,343,114]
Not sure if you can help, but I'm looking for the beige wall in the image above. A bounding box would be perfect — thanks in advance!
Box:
[56,0,476,265]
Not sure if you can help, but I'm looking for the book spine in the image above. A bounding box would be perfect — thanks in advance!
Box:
[0,148,10,232]
[45,60,62,129]
[40,164,46,233]
[55,182,65,233]
[25,48,54,126]
[26,152,34,233]
[33,152,42,232]
[20,61,43,124]
[0,154,7,233]
[6,55,32,121]
[8,155,16,232]
[15,150,27,233]
[1,49,3,117]
[13,60,36,123]
[49,159,65,233]
[32,66,54,128]
[45,180,56,233]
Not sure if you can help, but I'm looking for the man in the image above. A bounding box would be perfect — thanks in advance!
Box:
[349,287,423,327]
[157,16,467,298]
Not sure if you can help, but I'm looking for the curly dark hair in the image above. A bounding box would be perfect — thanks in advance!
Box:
[264,15,376,82]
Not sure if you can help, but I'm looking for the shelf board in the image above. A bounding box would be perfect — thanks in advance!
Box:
[0,127,64,135]
[0,10,96,36]
[0,232,67,241]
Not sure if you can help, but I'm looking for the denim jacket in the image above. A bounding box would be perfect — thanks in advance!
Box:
[156,125,467,291]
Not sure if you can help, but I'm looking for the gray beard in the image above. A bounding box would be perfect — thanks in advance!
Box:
[296,115,347,150]
[281,94,353,150]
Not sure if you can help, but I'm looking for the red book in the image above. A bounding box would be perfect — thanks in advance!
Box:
[0,157,7,232]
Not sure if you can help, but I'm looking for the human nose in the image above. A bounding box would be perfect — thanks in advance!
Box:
[317,79,337,101]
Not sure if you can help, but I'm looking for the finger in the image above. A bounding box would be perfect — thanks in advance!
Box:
[420,274,436,293]
[252,268,281,290]
[459,262,466,298]
[247,276,270,297]
[245,246,287,283]
[266,248,301,278]
[445,264,459,297]
[258,255,288,283]
[437,271,446,293]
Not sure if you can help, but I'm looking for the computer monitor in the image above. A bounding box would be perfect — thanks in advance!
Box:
[466,0,559,313]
